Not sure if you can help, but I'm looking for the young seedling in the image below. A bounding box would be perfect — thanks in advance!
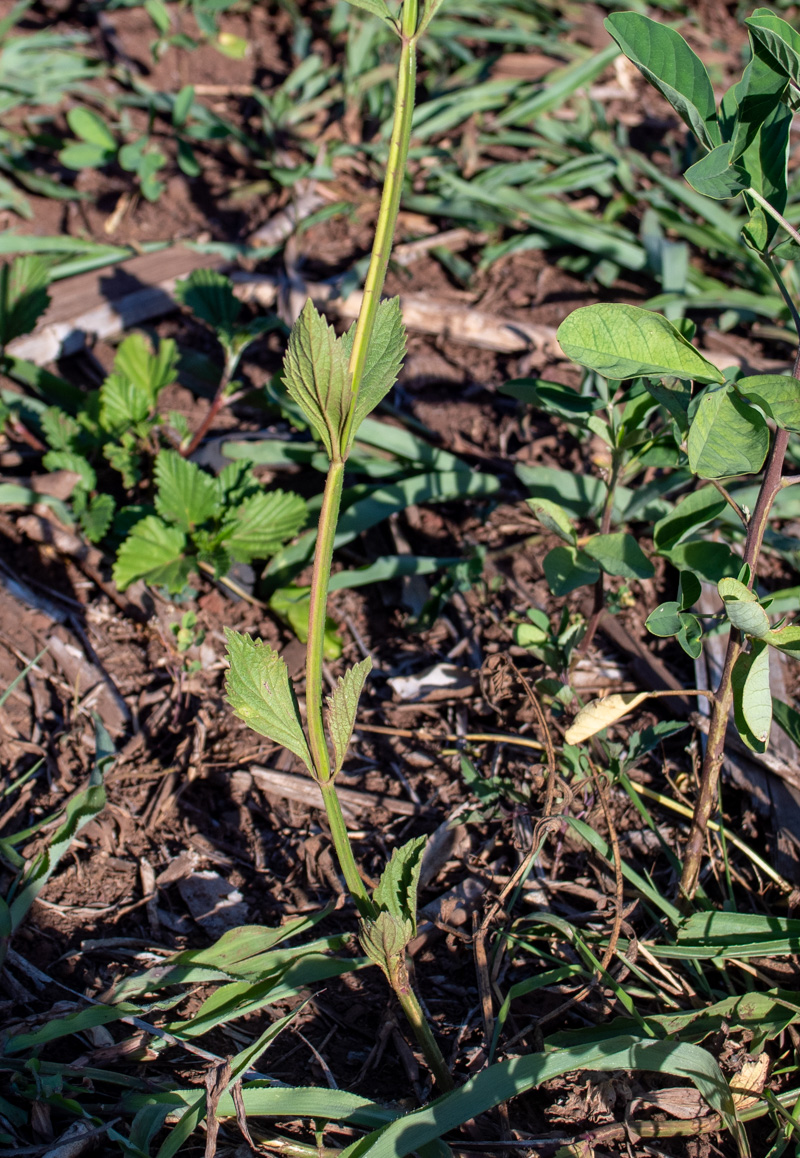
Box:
[551,9,800,902]
[225,0,454,1090]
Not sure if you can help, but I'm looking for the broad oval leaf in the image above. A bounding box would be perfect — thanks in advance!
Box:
[527,498,576,545]
[66,106,117,151]
[746,9,800,88]
[732,640,771,752]
[646,601,682,638]
[583,532,654,580]
[653,486,728,553]
[542,545,600,596]
[735,374,800,432]
[676,611,703,659]
[718,576,771,638]
[764,622,800,655]
[685,143,750,200]
[564,692,650,745]
[557,305,724,384]
[687,384,769,479]
[604,13,722,152]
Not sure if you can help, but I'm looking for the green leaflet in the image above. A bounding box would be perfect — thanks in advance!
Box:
[685,143,749,200]
[338,1036,736,1157]
[604,13,721,152]
[557,304,724,384]
[718,576,770,638]
[326,656,372,776]
[66,105,116,151]
[112,515,190,593]
[764,622,800,655]
[740,99,791,250]
[732,640,772,752]
[361,835,427,974]
[645,602,682,638]
[653,486,727,552]
[735,374,800,432]
[527,498,576,545]
[113,332,178,405]
[746,9,800,89]
[283,299,352,460]
[687,384,769,479]
[543,545,600,595]
[224,628,313,775]
[154,450,218,532]
[583,532,654,581]
[174,267,241,336]
[340,0,396,29]
[220,489,308,563]
[342,297,406,450]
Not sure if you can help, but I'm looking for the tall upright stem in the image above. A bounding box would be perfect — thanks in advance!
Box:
[679,420,794,902]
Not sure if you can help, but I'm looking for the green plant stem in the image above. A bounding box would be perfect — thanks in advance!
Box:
[319,778,375,920]
[394,979,455,1091]
[679,423,792,903]
[305,458,344,782]
[340,1,418,452]
[577,450,621,654]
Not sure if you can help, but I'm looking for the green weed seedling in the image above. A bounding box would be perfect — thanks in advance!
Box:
[0,258,305,597]
[521,10,800,902]
[59,106,168,203]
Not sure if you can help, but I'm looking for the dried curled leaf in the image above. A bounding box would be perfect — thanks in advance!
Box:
[563,692,650,746]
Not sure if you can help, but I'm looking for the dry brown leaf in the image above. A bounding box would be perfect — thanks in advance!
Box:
[564,692,649,745]
[730,1053,770,1110]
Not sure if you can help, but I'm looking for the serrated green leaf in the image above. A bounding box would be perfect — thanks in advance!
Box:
[342,298,406,448]
[326,656,372,776]
[373,834,427,931]
[283,300,352,460]
[557,305,724,384]
[41,406,80,452]
[67,106,117,151]
[114,332,178,403]
[604,13,721,152]
[0,255,51,346]
[732,640,771,752]
[224,629,313,774]
[526,498,576,545]
[359,910,414,974]
[77,492,115,543]
[653,486,727,552]
[543,545,600,596]
[100,372,151,431]
[685,143,749,200]
[583,532,654,580]
[735,374,800,432]
[646,602,682,638]
[175,268,241,335]
[687,384,769,479]
[220,489,307,563]
[154,450,217,532]
[113,515,190,593]
[42,449,95,491]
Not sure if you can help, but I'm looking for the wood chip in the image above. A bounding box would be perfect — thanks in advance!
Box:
[250,765,422,818]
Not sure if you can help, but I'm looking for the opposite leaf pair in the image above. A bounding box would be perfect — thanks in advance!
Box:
[283,299,406,462]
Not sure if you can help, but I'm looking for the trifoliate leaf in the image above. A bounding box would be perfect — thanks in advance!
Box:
[154,450,218,532]
[283,300,352,460]
[326,656,372,775]
[564,692,650,745]
[543,545,600,596]
[224,628,313,774]
[732,640,771,752]
[718,576,771,638]
[0,256,51,347]
[341,297,406,448]
[112,515,190,592]
[220,489,307,563]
